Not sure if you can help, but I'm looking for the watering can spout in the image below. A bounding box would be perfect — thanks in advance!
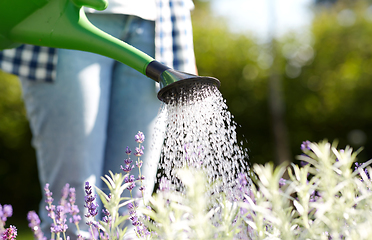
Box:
[0,0,220,103]
[146,61,220,102]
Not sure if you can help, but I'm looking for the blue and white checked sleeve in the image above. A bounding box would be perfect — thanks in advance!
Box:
[0,0,196,82]
[155,0,196,74]
[0,44,57,82]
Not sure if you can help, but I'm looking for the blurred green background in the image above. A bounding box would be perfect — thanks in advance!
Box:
[1,0,372,236]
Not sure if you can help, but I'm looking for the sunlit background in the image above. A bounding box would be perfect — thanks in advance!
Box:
[212,0,313,39]
[1,0,372,237]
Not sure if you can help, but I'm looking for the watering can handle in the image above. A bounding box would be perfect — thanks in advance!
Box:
[0,0,155,76]
[71,0,108,10]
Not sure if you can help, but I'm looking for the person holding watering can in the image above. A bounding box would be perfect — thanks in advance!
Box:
[0,0,197,238]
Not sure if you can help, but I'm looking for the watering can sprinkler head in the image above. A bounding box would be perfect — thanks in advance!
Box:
[0,0,220,103]
[145,61,220,103]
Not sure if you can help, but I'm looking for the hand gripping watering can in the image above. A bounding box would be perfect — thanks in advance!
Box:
[0,0,219,102]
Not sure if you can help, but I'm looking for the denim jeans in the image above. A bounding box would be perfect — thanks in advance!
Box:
[19,14,164,238]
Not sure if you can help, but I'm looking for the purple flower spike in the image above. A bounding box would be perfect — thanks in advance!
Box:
[68,187,81,227]
[84,182,98,219]
[301,140,311,152]
[136,225,151,238]
[70,214,81,225]
[51,206,68,234]
[45,205,56,220]
[44,184,56,221]
[0,204,13,224]
[135,131,145,143]
[2,205,12,218]
[124,175,136,191]
[44,184,54,205]
[59,184,70,207]
[102,209,111,224]
[1,225,17,240]
[127,202,138,212]
[27,211,46,240]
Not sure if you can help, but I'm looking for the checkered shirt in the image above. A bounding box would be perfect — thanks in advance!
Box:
[0,0,196,82]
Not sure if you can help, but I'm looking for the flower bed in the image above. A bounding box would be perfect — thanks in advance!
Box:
[1,135,372,239]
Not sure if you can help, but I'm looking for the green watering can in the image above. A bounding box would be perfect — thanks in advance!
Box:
[0,0,219,102]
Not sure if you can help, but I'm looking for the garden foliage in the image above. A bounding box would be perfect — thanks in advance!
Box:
[2,139,372,239]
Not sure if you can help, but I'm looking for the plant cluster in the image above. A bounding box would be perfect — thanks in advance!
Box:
[2,137,372,239]
[241,140,372,239]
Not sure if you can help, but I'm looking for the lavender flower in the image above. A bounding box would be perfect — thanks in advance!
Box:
[127,201,150,237]
[84,182,98,219]
[127,202,138,215]
[68,188,81,227]
[128,202,140,226]
[301,140,311,152]
[134,146,144,157]
[44,184,54,205]
[124,158,133,165]
[137,175,145,181]
[1,205,12,221]
[77,235,84,240]
[44,184,56,223]
[121,152,134,174]
[0,204,13,225]
[135,131,145,143]
[136,161,143,170]
[27,211,46,240]
[101,209,111,224]
[120,164,134,174]
[136,225,151,238]
[130,215,140,226]
[84,182,100,240]
[133,133,146,201]
[1,225,17,240]
[51,206,68,235]
[59,184,70,210]
[124,175,136,192]
[125,146,132,155]
[70,214,81,226]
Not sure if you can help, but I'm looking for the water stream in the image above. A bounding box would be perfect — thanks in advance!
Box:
[156,82,250,200]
